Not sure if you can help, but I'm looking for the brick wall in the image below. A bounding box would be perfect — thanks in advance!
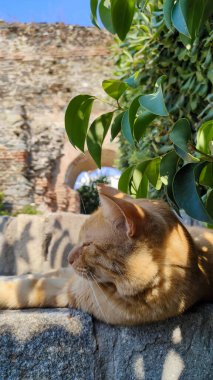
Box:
[0,21,113,212]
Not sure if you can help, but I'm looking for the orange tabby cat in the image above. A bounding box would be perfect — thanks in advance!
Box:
[0,185,212,325]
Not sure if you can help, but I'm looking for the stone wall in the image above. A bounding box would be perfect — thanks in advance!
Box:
[0,213,89,275]
[0,21,115,212]
[0,305,212,380]
[0,213,212,379]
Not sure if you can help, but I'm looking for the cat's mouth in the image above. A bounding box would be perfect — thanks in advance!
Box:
[75,266,95,281]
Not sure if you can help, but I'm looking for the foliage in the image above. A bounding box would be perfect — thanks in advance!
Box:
[0,193,40,216]
[65,0,213,225]
[0,193,9,216]
[77,176,109,214]
[13,204,41,216]
[115,11,212,184]
[90,0,213,42]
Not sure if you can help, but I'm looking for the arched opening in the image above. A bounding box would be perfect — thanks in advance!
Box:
[74,167,121,190]
[64,149,119,214]
[65,149,118,189]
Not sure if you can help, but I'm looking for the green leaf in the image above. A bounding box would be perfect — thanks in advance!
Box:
[118,166,134,193]
[102,79,128,100]
[119,160,150,197]
[206,190,213,219]
[145,157,162,190]
[135,158,162,192]
[137,0,149,10]
[170,118,199,162]
[163,0,175,29]
[129,96,140,132]
[139,76,169,117]
[111,112,125,140]
[111,0,135,40]
[137,174,149,198]
[173,163,213,224]
[121,110,135,146]
[132,168,149,198]
[175,145,199,163]
[171,0,190,37]
[160,150,179,207]
[90,0,100,28]
[180,0,213,41]
[196,120,213,155]
[65,95,95,152]
[99,0,115,34]
[87,112,114,168]
[170,118,191,152]
[160,150,179,186]
[124,70,143,88]
[199,163,213,188]
[134,111,156,142]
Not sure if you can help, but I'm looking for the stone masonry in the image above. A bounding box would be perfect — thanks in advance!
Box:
[0,21,115,212]
[0,213,212,379]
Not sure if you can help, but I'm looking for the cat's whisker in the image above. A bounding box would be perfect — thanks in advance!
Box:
[90,273,123,315]
[90,273,112,306]
[86,273,108,324]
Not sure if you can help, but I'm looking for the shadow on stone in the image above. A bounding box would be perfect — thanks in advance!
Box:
[0,309,95,380]
[0,306,212,380]
[94,304,213,380]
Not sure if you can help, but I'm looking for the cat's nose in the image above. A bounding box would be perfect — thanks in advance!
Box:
[68,245,82,265]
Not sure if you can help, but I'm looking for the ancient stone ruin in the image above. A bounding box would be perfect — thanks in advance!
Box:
[0,21,117,213]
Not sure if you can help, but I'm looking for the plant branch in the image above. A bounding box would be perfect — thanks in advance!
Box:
[189,143,213,162]
[95,97,119,111]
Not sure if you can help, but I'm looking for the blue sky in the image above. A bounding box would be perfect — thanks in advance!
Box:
[0,0,92,25]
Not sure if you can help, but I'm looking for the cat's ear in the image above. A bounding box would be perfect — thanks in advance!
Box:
[97,186,145,237]
[96,183,127,199]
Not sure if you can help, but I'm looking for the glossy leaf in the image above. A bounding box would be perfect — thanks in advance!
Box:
[206,190,213,219]
[170,118,199,162]
[129,96,140,131]
[174,145,199,163]
[173,163,213,224]
[118,166,134,193]
[199,163,213,188]
[170,118,191,152]
[160,150,179,207]
[99,0,115,34]
[130,160,150,197]
[65,95,95,152]
[163,0,175,29]
[102,79,128,100]
[136,158,162,190]
[124,71,143,88]
[160,150,179,186]
[134,111,156,142]
[139,76,169,117]
[121,110,135,146]
[196,120,213,155]
[111,0,135,41]
[136,174,149,198]
[172,0,190,37]
[145,157,162,190]
[132,168,149,198]
[180,0,213,41]
[87,112,114,168]
[90,0,100,28]
[111,112,125,141]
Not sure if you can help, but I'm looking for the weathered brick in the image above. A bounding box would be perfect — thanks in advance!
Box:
[0,22,114,212]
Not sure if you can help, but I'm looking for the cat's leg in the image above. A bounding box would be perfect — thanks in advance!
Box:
[0,268,76,309]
